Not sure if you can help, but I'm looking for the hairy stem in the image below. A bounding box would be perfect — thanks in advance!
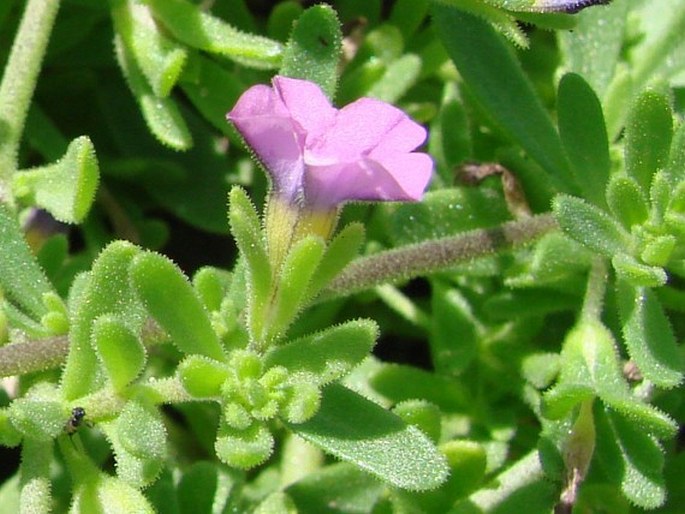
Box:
[322,213,558,298]
[1,214,558,376]
[0,335,68,378]
[0,0,61,198]
[580,257,608,322]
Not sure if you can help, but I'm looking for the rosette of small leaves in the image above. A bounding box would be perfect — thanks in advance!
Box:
[552,82,685,392]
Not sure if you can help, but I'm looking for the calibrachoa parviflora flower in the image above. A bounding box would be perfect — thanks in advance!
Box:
[227,76,432,268]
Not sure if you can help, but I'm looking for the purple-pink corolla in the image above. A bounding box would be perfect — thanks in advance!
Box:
[227,76,433,210]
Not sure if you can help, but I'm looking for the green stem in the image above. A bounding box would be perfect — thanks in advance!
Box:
[19,438,53,514]
[322,213,558,299]
[1,215,557,376]
[580,257,608,322]
[0,0,61,200]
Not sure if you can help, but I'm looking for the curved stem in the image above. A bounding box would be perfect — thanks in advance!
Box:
[580,257,608,323]
[1,214,558,376]
[322,213,558,299]
[0,335,68,378]
[0,0,61,200]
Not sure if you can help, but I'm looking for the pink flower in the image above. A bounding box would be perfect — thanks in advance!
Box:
[227,76,432,209]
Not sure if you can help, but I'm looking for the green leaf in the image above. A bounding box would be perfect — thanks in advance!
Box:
[557,73,610,208]
[62,241,145,400]
[279,4,342,100]
[228,187,271,341]
[612,254,667,289]
[286,462,384,513]
[130,251,225,361]
[101,402,165,488]
[70,474,156,514]
[289,383,450,491]
[558,0,629,98]
[267,2,304,42]
[305,222,364,302]
[543,321,677,439]
[266,236,325,344]
[432,4,574,190]
[178,355,230,398]
[118,401,166,461]
[393,400,442,444]
[264,319,378,385]
[215,422,274,469]
[0,204,53,321]
[177,462,238,514]
[430,285,478,375]
[12,136,99,223]
[192,266,232,313]
[553,194,630,257]
[8,398,64,441]
[366,54,422,104]
[624,89,674,193]
[114,35,192,150]
[617,281,683,388]
[146,0,283,69]
[450,450,556,514]
[179,53,246,138]
[92,315,146,393]
[111,0,187,98]
[595,406,667,509]
[370,363,468,412]
[606,175,649,229]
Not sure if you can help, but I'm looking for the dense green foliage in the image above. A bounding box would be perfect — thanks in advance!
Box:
[0,0,684,512]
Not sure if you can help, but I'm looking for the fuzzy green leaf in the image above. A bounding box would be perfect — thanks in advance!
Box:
[179,53,246,138]
[286,462,385,513]
[178,355,230,398]
[432,4,574,190]
[612,254,667,288]
[624,89,673,193]
[0,205,53,321]
[101,402,166,488]
[228,187,271,340]
[8,398,64,441]
[595,406,667,509]
[92,315,146,393]
[371,363,468,412]
[606,175,649,229]
[553,194,630,257]
[264,319,378,385]
[62,241,145,400]
[12,136,99,223]
[70,474,156,514]
[305,222,364,302]
[215,422,274,469]
[192,266,232,313]
[146,0,282,69]
[130,251,225,361]
[114,35,192,150]
[617,281,683,388]
[279,4,342,100]
[265,236,325,344]
[557,73,610,208]
[289,383,450,491]
[430,285,478,375]
[111,0,187,98]
[543,321,677,439]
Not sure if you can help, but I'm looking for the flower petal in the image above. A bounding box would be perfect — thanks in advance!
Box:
[227,83,306,197]
[272,76,337,139]
[305,151,433,206]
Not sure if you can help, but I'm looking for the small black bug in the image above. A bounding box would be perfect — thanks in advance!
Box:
[64,407,86,435]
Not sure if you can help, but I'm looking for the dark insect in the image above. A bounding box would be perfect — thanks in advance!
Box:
[64,406,87,435]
